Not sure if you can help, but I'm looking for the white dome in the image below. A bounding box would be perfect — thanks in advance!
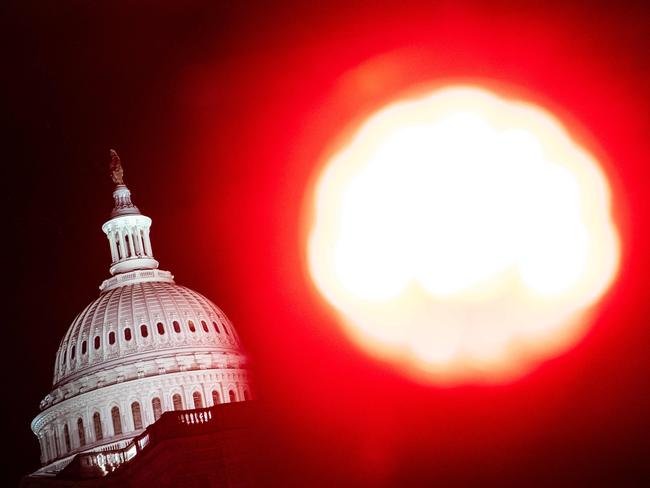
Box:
[31,152,251,473]
[52,272,241,390]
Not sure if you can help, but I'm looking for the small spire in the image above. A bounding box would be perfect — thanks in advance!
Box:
[109,149,124,185]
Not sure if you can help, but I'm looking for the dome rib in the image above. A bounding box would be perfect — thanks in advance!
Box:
[149,282,166,326]
[139,282,153,344]
[164,281,186,333]
[183,285,210,320]
[116,282,128,349]
[88,288,106,364]
[129,283,140,347]
[101,287,113,360]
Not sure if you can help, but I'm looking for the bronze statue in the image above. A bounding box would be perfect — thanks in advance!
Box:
[109,149,124,185]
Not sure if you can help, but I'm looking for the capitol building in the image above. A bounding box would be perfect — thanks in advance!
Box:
[26,151,252,483]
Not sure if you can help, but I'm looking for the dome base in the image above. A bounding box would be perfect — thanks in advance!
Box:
[100,268,173,292]
[109,256,159,275]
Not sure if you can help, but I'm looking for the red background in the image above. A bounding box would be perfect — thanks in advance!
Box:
[6,1,650,486]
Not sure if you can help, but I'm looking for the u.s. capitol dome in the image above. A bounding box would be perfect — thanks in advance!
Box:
[31,151,250,473]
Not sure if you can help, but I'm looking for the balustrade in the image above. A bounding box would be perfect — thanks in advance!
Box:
[59,401,251,479]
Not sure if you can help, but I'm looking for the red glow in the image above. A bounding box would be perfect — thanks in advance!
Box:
[307,85,620,383]
[177,3,644,485]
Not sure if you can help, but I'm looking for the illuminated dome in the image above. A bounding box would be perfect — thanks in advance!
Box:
[31,151,250,474]
[51,280,241,389]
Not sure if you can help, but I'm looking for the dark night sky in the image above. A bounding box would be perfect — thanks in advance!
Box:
[5,1,650,486]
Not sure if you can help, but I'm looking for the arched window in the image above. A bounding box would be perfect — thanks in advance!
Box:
[93,412,103,441]
[109,331,116,345]
[223,324,230,336]
[244,390,250,401]
[63,424,71,452]
[193,391,203,409]
[81,340,87,354]
[111,406,122,435]
[212,390,220,405]
[212,321,220,333]
[156,322,165,335]
[77,418,85,446]
[152,397,162,421]
[188,320,196,333]
[124,234,131,257]
[228,390,236,403]
[172,393,183,411]
[71,345,76,358]
[201,320,209,332]
[124,328,132,341]
[131,402,143,430]
[94,336,100,350]
[63,349,67,364]
[173,321,181,333]
[140,324,148,338]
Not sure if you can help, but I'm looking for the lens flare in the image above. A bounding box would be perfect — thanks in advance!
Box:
[307,85,620,383]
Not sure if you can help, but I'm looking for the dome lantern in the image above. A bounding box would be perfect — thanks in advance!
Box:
[102,150,159,275]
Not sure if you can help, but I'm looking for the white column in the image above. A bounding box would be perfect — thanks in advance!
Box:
[146,397,153,424]
[143,228,153,256]
[128,229,136,256]
[119,231,127,259]
[71,421,77,449]
[100,406,108,439]
[39,435,46,464]
[42,433,50,463]
[137,229,146,256]
[84,410,91,446]
[127,229,136,257]
[53,426,61,458]
[108,235,118,262]
[130,229,140,256]
[135,230,142,257]
[47,431,54,460]
[202,384,208,408]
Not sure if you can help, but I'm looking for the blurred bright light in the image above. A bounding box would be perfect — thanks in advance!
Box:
[307,85,620,383]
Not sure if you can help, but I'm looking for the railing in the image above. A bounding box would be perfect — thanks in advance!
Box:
[179,409,212,425]
[32,455,76,477]
[58,400,254,479]
[99,268,174,291]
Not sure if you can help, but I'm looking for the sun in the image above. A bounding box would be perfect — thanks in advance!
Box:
[307,85,620,383]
